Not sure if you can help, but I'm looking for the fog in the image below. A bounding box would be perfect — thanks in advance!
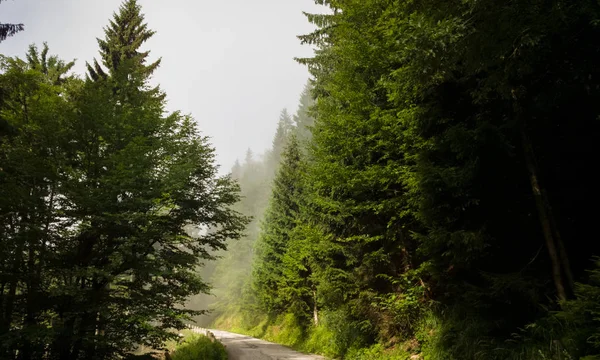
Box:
[1,0,321,172]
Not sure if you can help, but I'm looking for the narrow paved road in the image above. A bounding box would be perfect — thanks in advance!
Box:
[210,329,326,360]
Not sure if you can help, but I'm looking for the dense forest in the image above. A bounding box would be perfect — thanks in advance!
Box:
[2,0,600,359]
[209,0,600,359]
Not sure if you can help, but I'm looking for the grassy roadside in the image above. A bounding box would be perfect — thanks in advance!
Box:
[168,331,227,360]
[212,309,413,360]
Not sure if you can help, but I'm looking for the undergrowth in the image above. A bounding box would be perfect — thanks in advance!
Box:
[211,258,600,359]
[212,309,414,359]
[170,334,227,360]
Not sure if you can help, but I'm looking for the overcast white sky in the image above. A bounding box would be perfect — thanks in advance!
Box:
[1,0,321,172]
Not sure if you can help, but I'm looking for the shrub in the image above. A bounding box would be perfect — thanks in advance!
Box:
[171,335,227,360]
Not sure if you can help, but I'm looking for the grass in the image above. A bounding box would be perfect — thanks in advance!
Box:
[170,333,227,360]
[212,309,415,359]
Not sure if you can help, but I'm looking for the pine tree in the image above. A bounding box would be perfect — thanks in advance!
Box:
[253,136,303,312]
[0,0,23,43]
[51,2,248,354]
[292,82,315,144]
[204,109,299,324]
[86,0,160,81]
[244,148,254,165]
[268,109,294,172]
[231,159,242,180]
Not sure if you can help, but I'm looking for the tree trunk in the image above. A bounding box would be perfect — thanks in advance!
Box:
[18,244,38,360]
[1,277,17,356]
[312,288,319,326]
[543,189,575,293]
[521,128,569,301]
[1,245,22,334]
[72,311,94,360]
[54,316,76,360]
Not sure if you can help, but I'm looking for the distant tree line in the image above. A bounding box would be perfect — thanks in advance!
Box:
[191,86,315,326]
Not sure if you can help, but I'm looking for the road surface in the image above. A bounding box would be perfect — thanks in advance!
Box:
[188,326,326,360]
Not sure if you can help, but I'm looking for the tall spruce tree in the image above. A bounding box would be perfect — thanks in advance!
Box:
[253,136,304,313]
[53,2,247,356]
[86,0,160,82]
[268,109,294,172]
[292,82,315,144]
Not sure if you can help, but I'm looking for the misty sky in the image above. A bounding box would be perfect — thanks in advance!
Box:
[1,0,321,172]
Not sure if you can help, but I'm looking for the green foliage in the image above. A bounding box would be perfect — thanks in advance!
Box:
[261,313,305,348]
[0,44,80,359]
[170,335,227,360]
[87,0,160,81]
[194,148,273,325]
[345,343,410,360]
[509,257,600,360]
[199,83,318,330]
[302,319,338,357]
[219,0,600,359]
[0,1,247,359]
[268,109,295,171]
[212,308,414,359]
[558,257,600,354]
[292,81,315,145]
[253,136,310,314]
